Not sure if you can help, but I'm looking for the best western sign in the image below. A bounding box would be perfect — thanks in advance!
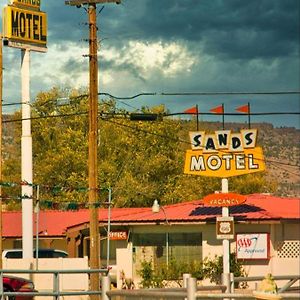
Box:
[184,129,265,177]
[3,1,47,48]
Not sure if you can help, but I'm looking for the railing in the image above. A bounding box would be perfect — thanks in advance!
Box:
[108,275,300,300]
[234,275,300,293]
[0,268,109,300]
[0,269,299,300]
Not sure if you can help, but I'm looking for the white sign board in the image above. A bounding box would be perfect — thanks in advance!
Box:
[236,233,270,260]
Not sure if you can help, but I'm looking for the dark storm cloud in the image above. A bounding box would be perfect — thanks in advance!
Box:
[60,57,88,75]
[101,59,147,82]
[121,0,299,59]
[1,0,298,128]
[43,1,88,42]
[43,0,299,60]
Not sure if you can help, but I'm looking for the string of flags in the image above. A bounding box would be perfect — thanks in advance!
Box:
[183,103,251,129]
[183,103,250,115]
[0,181,111,211]
[38,200,104,210]
[0,195,107,211]
[0,180,107,193]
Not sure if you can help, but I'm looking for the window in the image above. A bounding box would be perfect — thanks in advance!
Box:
[133,232,202,268]
[169,233,202,263]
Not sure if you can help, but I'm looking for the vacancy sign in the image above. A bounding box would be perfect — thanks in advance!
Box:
[184,129,265,177]
[236,233,270,260]
[203,193,246,207]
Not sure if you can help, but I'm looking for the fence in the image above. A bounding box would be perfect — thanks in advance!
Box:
[0,269,299,300]
[0,268,108,300]
[107,275,300,300]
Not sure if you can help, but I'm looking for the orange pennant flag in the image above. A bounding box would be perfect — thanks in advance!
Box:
[210,105,224,114]
[236,104,249,114]
[184,106,198,114]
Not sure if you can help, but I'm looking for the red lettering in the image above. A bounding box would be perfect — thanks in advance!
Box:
[237,238,252,248]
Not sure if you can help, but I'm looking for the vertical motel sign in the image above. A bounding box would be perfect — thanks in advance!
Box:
[184,129,266,239]
[3,0,47,50]
[184,129,265,177]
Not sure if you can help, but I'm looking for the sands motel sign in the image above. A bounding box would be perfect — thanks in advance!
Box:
[184,129,266,177]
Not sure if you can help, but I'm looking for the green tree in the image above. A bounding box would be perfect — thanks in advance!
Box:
[2,86,279,210]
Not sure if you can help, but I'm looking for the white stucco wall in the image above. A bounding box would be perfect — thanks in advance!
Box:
[130,222,300,288]
[3,257,89,300]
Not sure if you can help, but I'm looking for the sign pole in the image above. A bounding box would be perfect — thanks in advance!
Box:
[221,178,230,292]
[21,48,33,259]
[3,0,47,260]
[0,34,3,270]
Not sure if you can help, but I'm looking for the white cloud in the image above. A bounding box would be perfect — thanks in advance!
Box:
[101,40,198,80]
[30,42,89,88]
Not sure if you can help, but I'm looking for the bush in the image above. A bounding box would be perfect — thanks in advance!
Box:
[202,252,247,288]
[138,259,203,288]
[138,253,247,289]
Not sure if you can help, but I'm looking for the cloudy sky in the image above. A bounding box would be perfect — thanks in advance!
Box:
[1,0,299,128]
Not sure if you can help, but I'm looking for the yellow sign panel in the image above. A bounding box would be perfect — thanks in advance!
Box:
[3,6,47,46]
[11,0,41,10]
[184,147,265,177]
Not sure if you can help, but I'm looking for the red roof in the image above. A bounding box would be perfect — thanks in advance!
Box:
[3,194,299,238]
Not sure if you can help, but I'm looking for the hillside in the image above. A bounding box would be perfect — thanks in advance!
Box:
[196,121,300,197]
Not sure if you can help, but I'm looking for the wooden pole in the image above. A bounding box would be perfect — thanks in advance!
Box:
[65,2,120,297]
[0,34,3,270]
[88,3,100,298]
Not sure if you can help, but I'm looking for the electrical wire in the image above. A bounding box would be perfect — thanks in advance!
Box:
[100,116,300,169]
[3,109,300,123]
[2,90,299,108]
[168,112,300,116]
[2,108,299,169]
[160,91,300,96]
[267,161,300,177]
[99,92,156,99]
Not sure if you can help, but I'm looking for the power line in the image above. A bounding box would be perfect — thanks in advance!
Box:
[101,116,300,169]
[2,89,299,108]
[3,108,300,123]
[268,160,300,177]
[168,112,300,116]
[2,108,299,169]
[100,90,300,100]
[160,91,300,96]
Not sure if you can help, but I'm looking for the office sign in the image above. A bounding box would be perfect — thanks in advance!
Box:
[109,231,128,240]
[236,233,270,260]
[203,193,246,207]
[184,129,266,177]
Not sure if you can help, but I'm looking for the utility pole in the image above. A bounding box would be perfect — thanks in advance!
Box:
[0,34,3,270]
[65,1,120,298]
[88,3,100,296]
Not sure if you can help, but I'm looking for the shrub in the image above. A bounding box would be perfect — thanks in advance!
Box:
[138,253,246,289]
[138,259,203,288]
[202,252,247,288]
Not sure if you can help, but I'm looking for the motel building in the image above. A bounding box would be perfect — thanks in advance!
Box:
[2,193,300,288]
